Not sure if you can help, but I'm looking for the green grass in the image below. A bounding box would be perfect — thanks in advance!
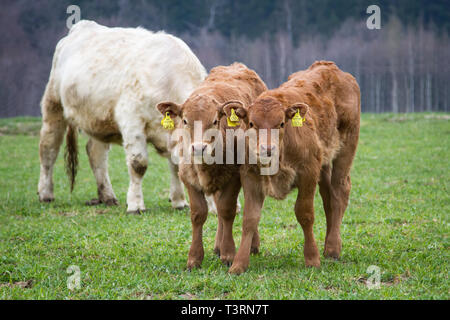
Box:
[0,113,448,299]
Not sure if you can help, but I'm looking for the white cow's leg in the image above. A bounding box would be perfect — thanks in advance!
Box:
[236,195,241,213]
[123,131,148,213]
[85,138,118,206]
[38,95,66,202]
[167,160,188,209]
[206,195,218,215]
[206,194,240,215]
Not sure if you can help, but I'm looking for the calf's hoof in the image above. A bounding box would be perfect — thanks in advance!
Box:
[228,263,247,275]
[172,201,189,210]
[170,198,188,210]
[220,256,233,267]
[186,259,202,270]
[305,257,321,268]
[324,249,341,260]
[250,246,260,255]
[324,242,342,260]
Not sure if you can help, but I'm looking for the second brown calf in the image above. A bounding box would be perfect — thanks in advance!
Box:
[228,61,360,274]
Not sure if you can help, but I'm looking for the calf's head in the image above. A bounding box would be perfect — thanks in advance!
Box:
[157,96,245,163]
[231,96,309,167]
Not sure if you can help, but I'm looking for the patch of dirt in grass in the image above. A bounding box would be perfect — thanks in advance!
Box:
[281,223,298,230]
[9,236,26,242]
[387,116,412,123]
[344,218,408,226]
[0,122,41,136]
[179,292,197,300]
[424,114,450,120]
[356,271,410,287]
[382,274,409,286]
[0,279,33,289]
[57,211,79,217]
[323,284,341,294]
[384,218,408,225]
[131,291,151,299]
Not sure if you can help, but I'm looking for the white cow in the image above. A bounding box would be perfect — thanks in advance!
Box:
[38,20,209,213]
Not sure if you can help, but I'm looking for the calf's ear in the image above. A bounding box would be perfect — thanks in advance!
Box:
[156,102,182,118]
[221,100,247,120]
[285,102,309,119]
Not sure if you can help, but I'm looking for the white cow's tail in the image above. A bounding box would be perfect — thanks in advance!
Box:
[64,125,78,192]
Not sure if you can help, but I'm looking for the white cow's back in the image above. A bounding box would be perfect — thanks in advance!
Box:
[47,20,206,151]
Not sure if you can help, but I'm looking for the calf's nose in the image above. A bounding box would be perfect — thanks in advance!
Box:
[192,143,207,155]
[260,144,276,157]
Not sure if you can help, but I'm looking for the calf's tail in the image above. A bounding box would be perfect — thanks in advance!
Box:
[64,125,78,192]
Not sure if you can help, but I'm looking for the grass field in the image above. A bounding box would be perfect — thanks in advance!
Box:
[0,113,448,299]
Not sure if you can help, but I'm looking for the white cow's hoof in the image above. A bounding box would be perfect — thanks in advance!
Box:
[126,203,146,214]
[39,196,55,203]
[171,199,188,210]
[38,188,54,203]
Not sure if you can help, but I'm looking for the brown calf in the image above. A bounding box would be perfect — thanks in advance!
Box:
[157,63,267,269]
[228,61,360,274]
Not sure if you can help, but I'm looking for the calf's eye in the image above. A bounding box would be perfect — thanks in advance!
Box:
[249,122,254,128]
[183,119,187,125]
[280,122,285,128]
[213,119,218,125]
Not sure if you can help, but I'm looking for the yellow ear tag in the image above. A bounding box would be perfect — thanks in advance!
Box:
[291,110,305,127]
[227,108,240,127]
[161,112,175,130]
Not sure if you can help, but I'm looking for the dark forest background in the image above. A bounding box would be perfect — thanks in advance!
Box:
[1,0,449,117]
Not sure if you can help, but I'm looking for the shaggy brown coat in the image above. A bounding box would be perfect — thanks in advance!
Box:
[157,62,267,269]
[228,61,360,274]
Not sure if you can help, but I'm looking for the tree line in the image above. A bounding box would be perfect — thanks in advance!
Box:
[0,0,449,117]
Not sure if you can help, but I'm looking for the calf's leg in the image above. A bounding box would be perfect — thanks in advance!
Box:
[214,178,241,266]
[319,165,333,252]
[324,131,358,259]
[85,138,118,206]
[228,176,264,274]
[186,185,208,269]
[295,176,320,268]
[213,196,258,258]
[324,154,354,258]
[213,214,223,256]
[38,96,66,202]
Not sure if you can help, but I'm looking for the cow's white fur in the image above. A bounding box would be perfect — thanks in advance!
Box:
[38,20,208,212]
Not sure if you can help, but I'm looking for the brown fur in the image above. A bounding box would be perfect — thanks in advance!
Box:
[131,158,148,177]
[229,61,361,274]
[157,62,267,269]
